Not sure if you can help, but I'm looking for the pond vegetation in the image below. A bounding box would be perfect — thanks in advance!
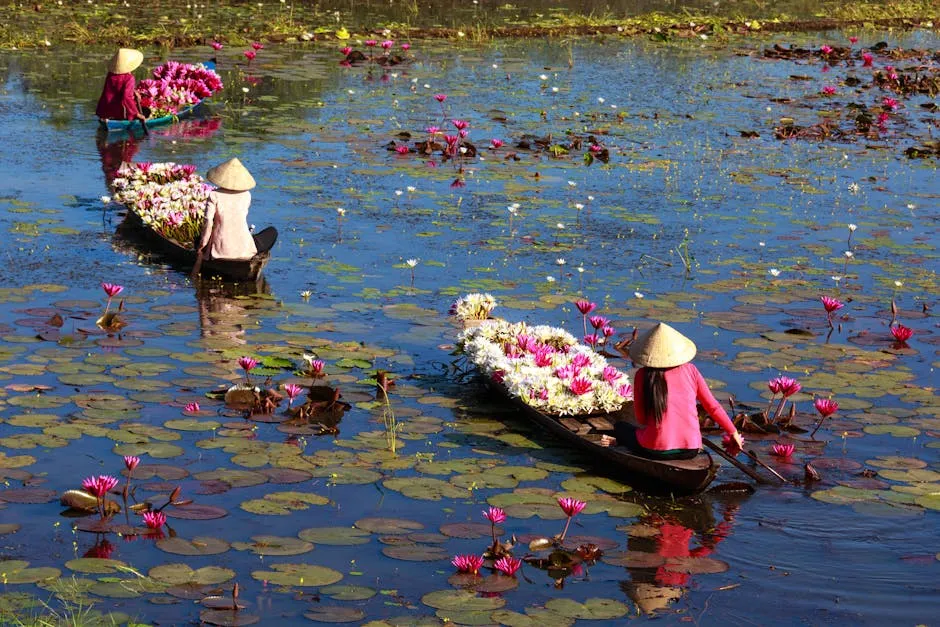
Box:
[0,3,937,625]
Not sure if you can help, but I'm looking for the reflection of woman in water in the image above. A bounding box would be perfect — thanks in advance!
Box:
[96,129,140,187]
[196,278,269,346]
[621,496,742,615]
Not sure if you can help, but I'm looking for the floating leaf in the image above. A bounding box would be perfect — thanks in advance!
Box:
[304,606,367,623]
[354,518,423,534]
[156,536,231,556]
[421,589,505,611]
[297,527,372,546]
[64,558,128,574]
[320,584,377,601]
[232,536,314,556]
[381,545,450,561]
[149,564,235,586]
[251,563,343,587]
[544,598,630,620]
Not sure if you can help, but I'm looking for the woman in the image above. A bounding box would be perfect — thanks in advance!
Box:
[96,48,149,135]
[198,158,277,260]
[602,322,743,459]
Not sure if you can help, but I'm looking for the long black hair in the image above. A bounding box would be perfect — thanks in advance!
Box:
[641,367,669,424]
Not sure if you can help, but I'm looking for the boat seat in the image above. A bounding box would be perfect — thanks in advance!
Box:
[587,416,615,431]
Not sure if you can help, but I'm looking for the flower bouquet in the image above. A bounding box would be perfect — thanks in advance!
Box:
[457,315,633,417]
[137,61,223,119]
[112,161,210,249]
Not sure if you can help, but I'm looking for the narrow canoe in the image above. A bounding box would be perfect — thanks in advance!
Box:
[490,382,718,495]
[104,61,215,132]
[117,209,270,282]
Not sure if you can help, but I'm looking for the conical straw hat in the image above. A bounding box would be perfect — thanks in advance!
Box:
[206,158,256,191]
[629,322,696,368]
[108,48,144,74]
[626,583,684,614]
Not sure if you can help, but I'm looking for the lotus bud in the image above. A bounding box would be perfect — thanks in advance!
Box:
[804,463,821,482]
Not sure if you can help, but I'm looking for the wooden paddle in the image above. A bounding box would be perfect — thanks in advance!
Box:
[743,449,788,483]
[701,438,776,485]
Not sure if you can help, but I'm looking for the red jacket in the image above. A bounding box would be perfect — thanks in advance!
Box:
[96,73,139,120]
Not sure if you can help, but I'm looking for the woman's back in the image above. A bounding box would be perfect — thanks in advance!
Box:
[203,190,257,260]
[634,363,724,451]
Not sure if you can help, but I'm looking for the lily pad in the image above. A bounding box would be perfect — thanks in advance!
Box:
[156,536,231,556]
[251,563,343,587]
[381,545,450,561]
[355,517,424,534]
[304,606,367,623]
[232,536,314,556]
[421,589,506,611]
[297,527,372,546]
[149,564,236,586]
[543,598,630,620]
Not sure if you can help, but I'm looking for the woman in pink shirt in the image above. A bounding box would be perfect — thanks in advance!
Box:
[604,323,743,460]
[198,158,277,260]
[95,48,149,135]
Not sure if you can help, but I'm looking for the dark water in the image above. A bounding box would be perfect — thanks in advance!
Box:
[0,32,937,625]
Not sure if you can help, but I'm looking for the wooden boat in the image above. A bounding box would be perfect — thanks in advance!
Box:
[104,61,215,133]
[117,209,270,282]
[490,382,718,495]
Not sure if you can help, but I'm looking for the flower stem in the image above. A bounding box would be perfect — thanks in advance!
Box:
[559,515,572,542]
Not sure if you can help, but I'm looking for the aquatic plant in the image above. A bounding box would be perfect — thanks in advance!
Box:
[459,316,632,415]
[111,162,210,247]
[185,401,200,412]
[284,383,304,408]
[810,398,839,438]
[137,61,223,118]
[449,293,497,321]
[100,282,123,316]
[81,475,119,519]
[890,324,913,344]
[770,443,796,458]
[820,295,845,327]
[238,356,258,385]
[143,510,166,530]
[557,497,586,542]
[452,554,484,575]
[493,556,523,577]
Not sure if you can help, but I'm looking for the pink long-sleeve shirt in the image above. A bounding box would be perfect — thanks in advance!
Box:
[96,73,140,120]
[198,190,257,260]
[633,363,736,451]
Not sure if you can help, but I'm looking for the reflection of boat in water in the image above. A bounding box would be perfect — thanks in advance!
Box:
[616,490,749,615]
[489,383,717,495]
[114,209,271,281]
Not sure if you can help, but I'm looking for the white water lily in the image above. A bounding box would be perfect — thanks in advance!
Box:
[832,276,842,282]
[546,276,556,283]
[539,74,548,80]
[848,223,857,231]
[406,259,419,268]
[457,316,632,416]
[336,207,346,216]
[769,268,781,277]
[100,195,111,205]
[894,280,903,287]
[634,292,645,299]
[300,290,311,299]
[574,203,584,210]
[406,186,416,192]
[556,223,565,230]
[450,293,497,321]
[844,251,854,258]
[567,181,577,187]
[848,182,860,193]
[556,258,566,265]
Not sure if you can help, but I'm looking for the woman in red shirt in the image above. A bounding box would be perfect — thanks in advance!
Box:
[603,323,743,460]
[95,48,149,135]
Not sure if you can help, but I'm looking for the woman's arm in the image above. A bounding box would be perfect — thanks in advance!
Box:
[198,197,217,252]
[690,365,736,434]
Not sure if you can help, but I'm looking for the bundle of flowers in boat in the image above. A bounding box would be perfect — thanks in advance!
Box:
[458,316,633,416]
[112,161,210,248]
[137,61,223,119]
[449,292,498,322]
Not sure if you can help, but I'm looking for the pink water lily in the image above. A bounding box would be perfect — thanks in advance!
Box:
[820,295,844,327]
[821,85,836,96]
[574,299,596,315]
[571,353,591,369]
[602,366,621,384]
[491,139,503,148]
[82,475,119,498]
[101,282,124,298]
[810,397,839,438]
[251,42,264,50]
[123,456,140,472]
[558,497,586,517]
[238,357,258,372]
[890,324,913,343]
[340,46,352,56]
[184,401,200,412]
[243,50,256,61]
[493,556,522,577]
[284,384,304,408]
[849,36,858,44]
[820,45,833,54]
[778,377,801,397]
[395,145,409,155]
[555,364,577,380]
[434,93,447,103]
[210,41,223,51]
[617,383,633,399]
[882,96,899,111]
[364,39,377,47]
[483,506,506,524]
[569,377,592,395]
[401,43,411,51]
[862,52,873,66]
[588,315,608,330]
[770,443,796,458]
[381,40,394,50]
[452,554,484,574]
[557,497,587,541]
[533,346,555,367]
[452,119,469,130]
[143,511,166,530]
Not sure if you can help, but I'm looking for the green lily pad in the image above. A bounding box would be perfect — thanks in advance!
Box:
[240,492,329,515]
[544,598,630,620]
[156,536,231,556]
[251,563,343,587]
[64,558,128,574]
[320,584,377,601]
[354,518,423,534]
[863,425,921,438]
[297,527,372,546]
[421,589,506,611]
[383,477,467,500]
[149,564,236,586]
[304,606,367,623]
[381,545,450,561]
[0,561,61,584]
[491,609,574,627]
[232,536,314,556]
